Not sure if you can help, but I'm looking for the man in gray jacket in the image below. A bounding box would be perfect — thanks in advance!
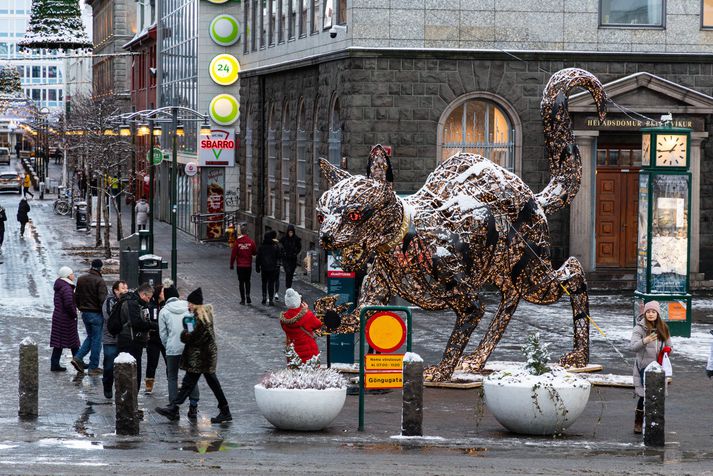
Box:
[158,284,200,419]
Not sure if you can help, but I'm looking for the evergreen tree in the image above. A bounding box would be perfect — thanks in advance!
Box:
[18,0,92,51]
[0,64,22,97]
[522,332,551,376]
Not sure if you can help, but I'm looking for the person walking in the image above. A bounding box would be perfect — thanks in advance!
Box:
[101,280,128,398]
[155,288,232,423]
[229,223,256,305]
[158,283,200,419]
[280,224,302,290]
[22,174,34,199]
[256,230,280,306]
[16,198,30,237]
[280,288,323,363]
[72,259,108,376]
[135,198,149,231]
[0,204,6,252]
[273,232,282,302]
[116,282,156,392]
[49,267,80,371]
[144,279,169,394]
[630,300,672,434]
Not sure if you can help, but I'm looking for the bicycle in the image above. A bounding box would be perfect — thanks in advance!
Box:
[53,187,72,216]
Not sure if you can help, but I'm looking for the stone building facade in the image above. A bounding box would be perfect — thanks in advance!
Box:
[238,1,713,283]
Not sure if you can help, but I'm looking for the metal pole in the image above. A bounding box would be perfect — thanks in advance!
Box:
[170,107,178,283]
[148,120,155,254]
[130,122,136,234]
[358,307,366,432]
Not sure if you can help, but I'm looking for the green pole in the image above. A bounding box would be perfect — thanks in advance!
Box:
[171,107,178,284]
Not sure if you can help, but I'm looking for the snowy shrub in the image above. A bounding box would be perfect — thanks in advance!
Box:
[261,344,346,390]
[522,332,551,376]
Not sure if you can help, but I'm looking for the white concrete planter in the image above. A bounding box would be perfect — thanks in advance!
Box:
[254,385,347,431]
[483,372,591,435]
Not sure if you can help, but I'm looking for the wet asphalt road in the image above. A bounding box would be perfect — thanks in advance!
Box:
[1,157,713,474]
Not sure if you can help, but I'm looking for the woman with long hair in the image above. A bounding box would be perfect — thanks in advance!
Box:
[630,300,672,434]
[144,279,169,394]
[155,288,232,423]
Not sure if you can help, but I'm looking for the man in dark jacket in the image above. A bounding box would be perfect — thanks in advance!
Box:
[256,230,280,306]
[279,224,302,290]
[101,280,128,399]
[72,259,108,375]
[117,282,156,392]
[16,198,30,237]
[0,204,6,251]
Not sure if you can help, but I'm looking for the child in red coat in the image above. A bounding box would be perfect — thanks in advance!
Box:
[280,288,322,362]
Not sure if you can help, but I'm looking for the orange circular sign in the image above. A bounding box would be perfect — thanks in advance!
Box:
[365,311,406,353]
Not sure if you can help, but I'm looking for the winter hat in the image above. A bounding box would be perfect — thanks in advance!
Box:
[164,285,179,300]
[58,266,73,279]
[284,288,302,309]
[642,300,661,317]
[90,259,103,270]
[186,287,203,305]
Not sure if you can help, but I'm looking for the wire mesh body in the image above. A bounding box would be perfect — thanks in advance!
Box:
[316,69,608,382]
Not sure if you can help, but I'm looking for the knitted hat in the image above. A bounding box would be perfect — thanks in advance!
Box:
[90,259,103,270]
[58,266,73,278]
[642,300,661,317]
[284,288,302,309]
[164,285,179,300]
[186,287,203,305]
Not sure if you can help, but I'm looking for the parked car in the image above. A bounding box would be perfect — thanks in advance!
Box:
[0,172,22,193]
[0,147,10,165]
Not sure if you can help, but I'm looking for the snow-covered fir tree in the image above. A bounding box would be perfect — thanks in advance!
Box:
[18,0,92,51]
[522,332,551,376]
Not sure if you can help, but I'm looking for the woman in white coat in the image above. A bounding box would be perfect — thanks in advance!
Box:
[135,198,149,231]
[158,284,200,419]
[630,300,671,434]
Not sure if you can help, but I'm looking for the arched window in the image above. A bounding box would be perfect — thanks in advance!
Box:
[312,95,321,230]
[281,100,291,222]
[438,93,521,173]
[328,94,342,166]
[296,97,307,227]
[245,104,255,213]
[267,103,278,218]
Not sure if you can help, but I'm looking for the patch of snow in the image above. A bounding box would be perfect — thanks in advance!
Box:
[390,435,445,441]
[113,352,136,365]
[486,365,590,389]
[644,361,663,374]
[403,352,423,363]
[434,246,451,257]
[20,337,36,346]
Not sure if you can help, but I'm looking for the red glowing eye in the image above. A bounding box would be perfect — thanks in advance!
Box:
[348,212,361,222]
[317,213,325,224]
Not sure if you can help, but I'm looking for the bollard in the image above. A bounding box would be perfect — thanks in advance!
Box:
[18,338,38,418]
[644,362,665,447]
[114,352,139,436]
[402,352,423,437]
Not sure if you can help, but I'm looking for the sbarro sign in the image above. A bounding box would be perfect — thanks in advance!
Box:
[198,128,237,167]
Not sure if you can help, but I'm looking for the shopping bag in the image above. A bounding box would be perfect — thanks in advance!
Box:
[661,353,673,377]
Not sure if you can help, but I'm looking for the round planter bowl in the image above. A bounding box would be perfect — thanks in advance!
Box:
[483,376,591,435]
[254,385,347,431]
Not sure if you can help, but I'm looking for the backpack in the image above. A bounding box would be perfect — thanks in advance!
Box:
[107,296,125,336]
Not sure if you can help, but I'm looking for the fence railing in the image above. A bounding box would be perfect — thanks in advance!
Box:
[190,210,240,242]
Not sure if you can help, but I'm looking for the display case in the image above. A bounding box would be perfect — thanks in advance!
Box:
[635,126,692,337]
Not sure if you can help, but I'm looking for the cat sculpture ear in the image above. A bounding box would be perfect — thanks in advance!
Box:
[366,144,394,184]
[320,158,352,187]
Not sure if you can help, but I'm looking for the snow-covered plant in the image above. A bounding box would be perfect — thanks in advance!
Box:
[522,332,551,376]
[261,345,345,390]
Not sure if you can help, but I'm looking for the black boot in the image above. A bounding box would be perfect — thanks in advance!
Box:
[155,404,180,421]
[210,406,232,424]
[187,404,198,419]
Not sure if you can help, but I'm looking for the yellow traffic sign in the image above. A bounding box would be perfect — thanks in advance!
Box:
[365,354,404,371]
[364,372,403,389]
[365,311,406,353]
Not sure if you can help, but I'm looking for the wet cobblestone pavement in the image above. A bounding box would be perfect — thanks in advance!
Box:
[1,159,713,474]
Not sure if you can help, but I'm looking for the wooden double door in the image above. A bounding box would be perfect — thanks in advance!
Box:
[595,168,640,268]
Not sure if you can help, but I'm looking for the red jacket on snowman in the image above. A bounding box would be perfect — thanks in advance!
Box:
[280,288,322,362]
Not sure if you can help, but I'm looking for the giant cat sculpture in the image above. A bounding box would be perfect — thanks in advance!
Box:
[316,68,608,381]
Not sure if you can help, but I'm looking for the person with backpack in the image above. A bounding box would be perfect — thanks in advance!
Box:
[101,280,128,398]
[144,280,169,395]
[158,283,200,419]
[116,282,156,392]
[256,230,281,306]
[155,288,232,424]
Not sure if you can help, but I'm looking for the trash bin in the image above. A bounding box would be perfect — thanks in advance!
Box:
[138,254,163,287]
[75,202,88,231]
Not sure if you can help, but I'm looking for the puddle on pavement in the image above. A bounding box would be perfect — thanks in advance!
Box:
[103,441,141,450]
[343,442,487,457]
[180,439,240,454]
[37,438,103,451]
